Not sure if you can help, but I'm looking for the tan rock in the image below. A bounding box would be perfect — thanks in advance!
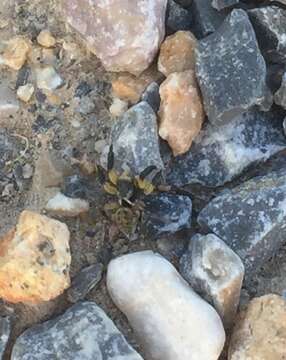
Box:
[62,0,167,75]
[0,36,31,70]
[17,84,34,102]
[159,70,205,156]
[229,294,286,360]
[0,211,71,304]
[37,30,56,48]
[112,66,163,104]
[158,31,197,77]
[109,98,128,117]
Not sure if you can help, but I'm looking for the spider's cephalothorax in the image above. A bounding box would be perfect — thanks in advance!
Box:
[103,145,156,205]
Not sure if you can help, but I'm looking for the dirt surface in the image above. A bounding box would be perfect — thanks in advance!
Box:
[0,1,286,359]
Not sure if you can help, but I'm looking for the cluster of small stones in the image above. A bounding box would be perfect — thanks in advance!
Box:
[0,0,286,359]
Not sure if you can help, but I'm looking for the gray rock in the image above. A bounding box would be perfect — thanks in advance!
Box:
[275,72,286,109]
[111,102,164,175]
[166,0,192,33]
[196,9,267,126]
[249,6,286,64]
[142,193,192,238]
[141,82,160,113]
[67,263,103,303]
[0,317,11,359]
[198,169,286,277]
[0,84,19,124]
[167,108,286,187]
[180,233,244,328]
[191,0,227,38]
[174,0,192,7]
[211,0,239,10]
[12,302,143,360]
[284,117,286,136]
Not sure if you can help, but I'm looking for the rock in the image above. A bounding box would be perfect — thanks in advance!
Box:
[166,108,286,187]
[109,98,128,117]
[175,0,192,7]
[229,295,286,360]
[142,193,192,238]
[212,0,239,10]
[191,0,226,38]
[112,66,163,104]
[62,0,167,75]
[196,9,267,126]
[141,82,160,112]
[0,317,11,358]
[284,117,286,137]
[22,163,33,179]
[0,210,71,304]
[249,6,286,64]
[158,31,197,77]
[45,192,89,217]
[180,233,244,328]
[107,251,225,360]
[159,70,204,155]
[198,168,286,276]
[11,302,143,360]
[166,0,192,33]
[111,102,163,175]
[35,65,63,91]
[0,84,19,122]
[67,263,103,303]
[275,72,286,109]
[17,84,34,102]
[37,29,56,48]
[0,36,31,70]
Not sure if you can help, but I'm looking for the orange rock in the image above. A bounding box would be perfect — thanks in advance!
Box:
[158,31,197,77]
[0,211,71,304]
[1,36,31,71]
[159,70,205,156]
[112,66,163,104]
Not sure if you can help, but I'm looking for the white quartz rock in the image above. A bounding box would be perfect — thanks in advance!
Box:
[107,251,225,360]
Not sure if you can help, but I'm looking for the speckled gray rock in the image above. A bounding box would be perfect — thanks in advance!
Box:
[141,82,160,112]
[249,6,286,64]
[198,169,286,277]
[191,0,227,38]
[11,302,143,360]
[167,108,286,187]
[0,317,11,359]
[283,117,286,136]
[275,72,286,109]
[166,0,192,33]
[196,9,267,125]
[142,193,192,238]
[67,263,103,303]
[180,234,244,328]
[211,0,239,10]
[111,102,163,175]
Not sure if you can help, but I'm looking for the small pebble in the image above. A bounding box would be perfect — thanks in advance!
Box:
[17,84,34,102]
[109,97,128,117]
[36,65,63,91]
[37,29,56,48]
[0,37,31,70]
[45,192,89,217]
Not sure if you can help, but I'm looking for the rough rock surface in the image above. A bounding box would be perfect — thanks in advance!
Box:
[0,84,19,125]
[212,0,239,10]
[142,193,192,238]
[11,302,143,360]
[180,233,244,328]
[158,31,197,77]
[111,102,163,175]
[62,0,167,75]
[0,36,31,70]
[229,295,286,360]
[45,192,89,217]
[141,82,160,112]
[167,108,286,187]
[191,0,226,38]
[196,9,267,125]
[159,70,204,155]
[166,0,192,33]
[107,251,225,360]
[67,263,103,303]
[198,169,286,276]
[0,317,11,358]
[274,72,286,109]
[249,6,286,64]
[0,210,71,303]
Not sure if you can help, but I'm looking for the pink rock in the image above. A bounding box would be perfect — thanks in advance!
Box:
[62,0,167,75]
[159,71,205,156]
